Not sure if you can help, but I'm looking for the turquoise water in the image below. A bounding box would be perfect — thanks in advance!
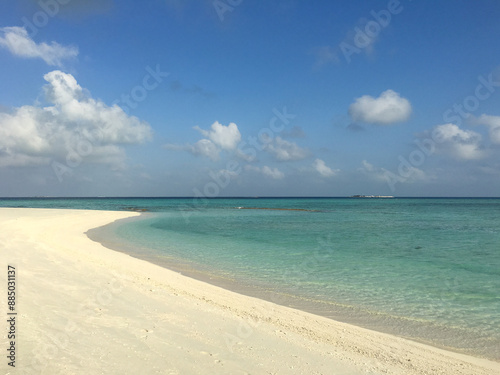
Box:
[1,197,499,359]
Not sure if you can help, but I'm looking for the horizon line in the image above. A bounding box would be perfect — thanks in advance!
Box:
[1,196,500,199]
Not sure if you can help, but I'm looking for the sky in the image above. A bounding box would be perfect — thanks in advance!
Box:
[1,0,500,197]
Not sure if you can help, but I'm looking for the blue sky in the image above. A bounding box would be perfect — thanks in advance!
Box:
[1,0,500,197]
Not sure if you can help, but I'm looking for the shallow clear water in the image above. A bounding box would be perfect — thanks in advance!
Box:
[2,197,499,359]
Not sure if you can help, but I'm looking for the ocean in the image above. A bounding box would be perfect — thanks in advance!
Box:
[1,197,499,360]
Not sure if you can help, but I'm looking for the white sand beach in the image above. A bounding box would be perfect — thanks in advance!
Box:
[0,208,498,375]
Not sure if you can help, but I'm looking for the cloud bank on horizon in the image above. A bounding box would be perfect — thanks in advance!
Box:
[0,1,500,197]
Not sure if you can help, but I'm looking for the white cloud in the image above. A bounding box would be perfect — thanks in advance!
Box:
[245,165,284,179]
[312,159,338,177]
[0,71,152,168]
[166,121,242,161]
[264,136,309,161]
[194,121,241,150]
[189,139,220,161]
[471,114,500,145]
[0,26,78,67]
[348,89,412,125]
[431,123,485,160]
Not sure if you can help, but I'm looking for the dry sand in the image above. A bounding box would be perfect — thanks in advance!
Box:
[0,208,498,375]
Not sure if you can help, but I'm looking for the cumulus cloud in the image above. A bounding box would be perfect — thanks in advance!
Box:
[0,71,152,168]
[264,136,309,161]
[165,121,242,161]
[194,121,241,150]
[349,89,412,125]
[312,159,338,177]
[245,165,284,179]
[430,123,485,160]
[190,139,220,160]
[470,114,500,145]
[0,26,78,67]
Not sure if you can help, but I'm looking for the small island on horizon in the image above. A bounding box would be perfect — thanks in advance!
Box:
[350,195,395,198]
